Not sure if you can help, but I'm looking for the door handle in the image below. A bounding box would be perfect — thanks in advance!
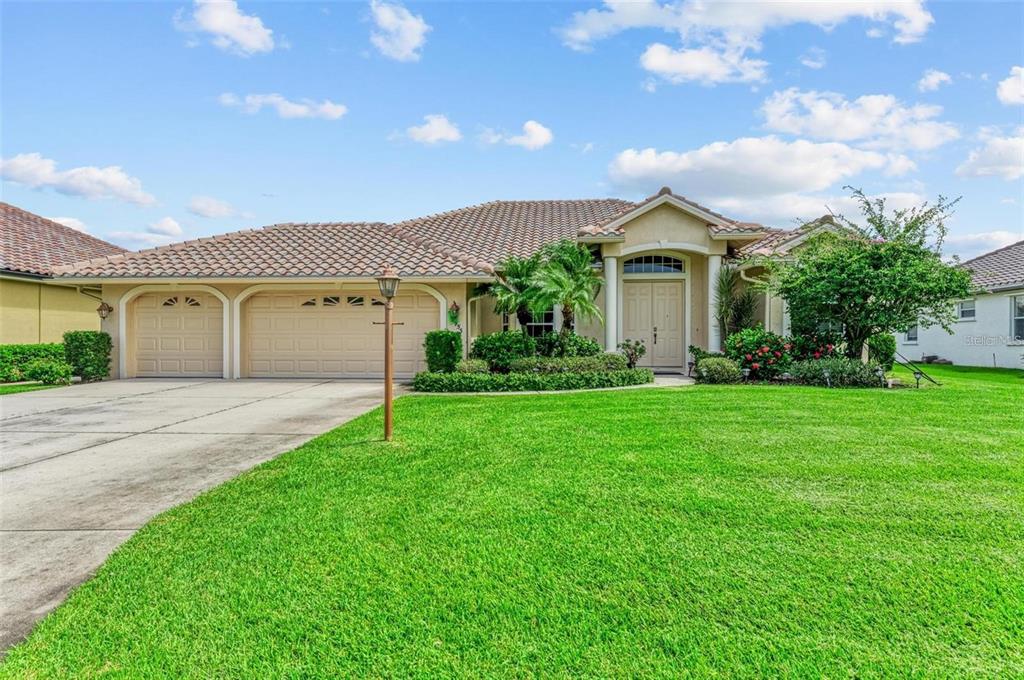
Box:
[653,326,657,344]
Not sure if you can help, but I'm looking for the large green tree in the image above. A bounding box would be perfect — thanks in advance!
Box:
[769,189,975,359]
[483,253,542,330]
[531,240,604,333]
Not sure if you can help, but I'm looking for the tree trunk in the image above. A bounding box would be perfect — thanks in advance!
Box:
[562,304,575,333]
[516,306,531,331]
[844,329,871,360]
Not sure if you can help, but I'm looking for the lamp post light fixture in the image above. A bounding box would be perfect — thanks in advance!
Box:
[913,370,923,389]
[822,368,832,388]
[687,359,695,376]
[96,302,113,320]
[374,266,403,441]
[741,367,750,381]
[874,365,886,388]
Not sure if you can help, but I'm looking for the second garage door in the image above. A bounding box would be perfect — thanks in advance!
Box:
[246,291,440,378]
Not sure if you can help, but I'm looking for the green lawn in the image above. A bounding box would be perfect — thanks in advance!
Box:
[3,365,1022,677]
[0,382,57,396]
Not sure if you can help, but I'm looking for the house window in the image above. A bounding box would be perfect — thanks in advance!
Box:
[905,324,918,343]
[346,296,364,307]
[957,299,976,320]
[371,298,386,306]
[184,296,201,307]
[323,296,340,306]
[524,308,555,337]
[301,298,317,307]
[623,255,685,274]
[162,297,178,307]
[1013,296,1024,342]
[501,313,510,332]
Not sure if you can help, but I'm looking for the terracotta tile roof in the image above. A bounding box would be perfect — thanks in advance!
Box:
[735,228,793,257]
[0,202,125,276]
[962,239,1024,291]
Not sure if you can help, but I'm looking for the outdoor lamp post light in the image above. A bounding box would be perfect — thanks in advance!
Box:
[687,359,695,376]
[374,265,402,441]
[96,302,113,320]
[913,370,923,389]
[741,367,750,381]
[822,368,832,388]
[874,365,886,388]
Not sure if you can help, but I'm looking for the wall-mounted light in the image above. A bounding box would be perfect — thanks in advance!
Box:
[96,302,113,319]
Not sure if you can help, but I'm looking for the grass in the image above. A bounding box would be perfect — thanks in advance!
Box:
[0,382,58,396]
[2,364,1022,677]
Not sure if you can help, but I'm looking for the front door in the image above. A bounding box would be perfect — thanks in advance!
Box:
[623,280,684,367]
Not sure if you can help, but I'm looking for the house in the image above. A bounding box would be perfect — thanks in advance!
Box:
[44,187,808,380]
[0,203,126,344]
[897,239,1024,369]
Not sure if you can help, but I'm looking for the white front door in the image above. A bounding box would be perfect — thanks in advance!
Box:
[623,280,684,367]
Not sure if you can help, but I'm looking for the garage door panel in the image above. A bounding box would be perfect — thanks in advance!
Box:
[134,293,222,378]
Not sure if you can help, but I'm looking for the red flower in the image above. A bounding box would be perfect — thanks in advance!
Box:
[761,346,770,353]
[774,351,782,358]
[813,351,821,359]
[751,362,760,370]
[768,359,775,364]
[784,343,792,350]
[826,344,834,350]
[745,354,752,361]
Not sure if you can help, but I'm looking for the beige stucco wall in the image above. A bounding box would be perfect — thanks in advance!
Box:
[1,277,101,344]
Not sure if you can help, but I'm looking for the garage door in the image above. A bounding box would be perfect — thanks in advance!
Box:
[246,291,440,378]
[134,292,223,377]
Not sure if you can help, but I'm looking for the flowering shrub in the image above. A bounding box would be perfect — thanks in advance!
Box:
[788,331,841,362]
[725,328,791,379]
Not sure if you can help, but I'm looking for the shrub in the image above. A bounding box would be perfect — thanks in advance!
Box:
[618,339,647,369]
[508,353,628,374]
[423,329,462,373]
[788,331,841,361]
[725,328,791,379]
[868,333,896,371]
[470,331,536,373]
[23,358,73,386]
[695,357,742,384]
[63,331,112,381]
[412,368,654,393]
[788,357,881,388]
[0,343,64,382]
[455,358,489,374]
[688,344,725,364]
[535,331,602,358]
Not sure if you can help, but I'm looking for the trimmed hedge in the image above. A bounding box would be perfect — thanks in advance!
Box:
[535,331,602,358]
[508,353,627,374]
[695,357,742,384]
[423,329,462,373]
[469,331,536,373]
[412,368,654,393]
[789,357,881,387]
[24,358,73,386]
[63,331,112,381]
[0,343,65,383]
[455,358,489,373]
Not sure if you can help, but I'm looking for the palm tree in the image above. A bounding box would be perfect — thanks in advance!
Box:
[714,264,759,348]
[482,253,541,330]
[531,240,603,333]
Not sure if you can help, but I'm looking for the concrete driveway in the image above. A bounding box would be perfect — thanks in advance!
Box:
[0,378,388,650]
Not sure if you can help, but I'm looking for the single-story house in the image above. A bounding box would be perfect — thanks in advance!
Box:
[897,239,1024,369]
[0,203,125,344]
[43,187,818,380]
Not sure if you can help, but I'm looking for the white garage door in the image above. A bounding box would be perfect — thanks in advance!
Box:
[246,291,440,378]
[134,292,223,377]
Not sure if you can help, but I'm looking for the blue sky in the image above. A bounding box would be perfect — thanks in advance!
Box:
[2,1,1022,259]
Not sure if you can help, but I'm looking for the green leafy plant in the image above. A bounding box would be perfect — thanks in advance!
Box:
[535,331,601,358]
[714,264,759,348]
[423,330,462,373]
[788,357,881,387]
[454,359,489,374]
[868,333,896,371]
[787,332,841,361]
[688,345,725,364]
[63,331,112,381]
[695,357,742,384]
[479,253,542,330]
[412,368,654,393]
[725,328,791,378]
[508,353,628,374]
[0,343,64,382]
[23,358,73,386]
[530,240,603,333]
[469,331,536,373]
[618,339,647,369]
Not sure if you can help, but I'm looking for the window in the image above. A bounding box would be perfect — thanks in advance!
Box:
[957,299,975,320]
[184,296,201,307]
[162,297,178,307]
[905,324,918,343]
[1014,296,1024,342]
[623,255,685,274]
[371,298,385,306]
[346,296,364,307]
[301,298,317,307]
[323,296,340,306]
[524,308,555,338]
[501,313,510,332]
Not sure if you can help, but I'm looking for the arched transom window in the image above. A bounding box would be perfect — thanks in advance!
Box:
[623,255,685,274]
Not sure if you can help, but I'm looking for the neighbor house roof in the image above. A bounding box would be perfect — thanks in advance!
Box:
[52,188,773,279]
[736,215,845,258]
[962,239,1024,292]
[0,203,125,277]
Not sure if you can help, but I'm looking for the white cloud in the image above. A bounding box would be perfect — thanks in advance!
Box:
[712,191,927,226]
[0,153,156,206]
[800,47,827,70]
[406,114,462,144]
[188,195,239,218]
[640,43,767,85]
[956,128,1024,181]
[917,69,952,92]
[219,92,347,120]
[866,27,885,38]
[761,88,959,151]
[174,0,274,56]
[370,0,430,62]
[479,121,554,150]
[148,216,183,236]
[49,217,88,233]
[945,230,1023,260]
[996,66,1024,105]
[109,217,185,248]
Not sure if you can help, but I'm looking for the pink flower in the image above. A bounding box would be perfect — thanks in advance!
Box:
[826,344,834,350]
[774,351,781,358]
[745,354,752,361]
[813,351,821,359]
[751,362,760,370]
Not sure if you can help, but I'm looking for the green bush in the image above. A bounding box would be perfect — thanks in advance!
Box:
[695,357,742,384]
[787,331,841,361]
[725,328,791,378]
[788,357,882,388]
[63,331,112,381]
[617,339,647,369]
[688,344,725,364]
[412,368,654,393]
[868,333,896,371]
[455,358,489,374]
[0,343,65,382]
[23,358,73,386]
[508,353,628,374]
[470,331,536,373]
[423,329,462,373]
[535,331,602,358]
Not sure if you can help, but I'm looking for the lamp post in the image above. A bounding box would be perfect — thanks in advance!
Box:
[375,266,402,441]
[913,370,923,389]
[874,365,886,388]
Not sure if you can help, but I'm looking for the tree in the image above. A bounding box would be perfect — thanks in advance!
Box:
[482,253,541,330]
[531,240,603,333]
[714,264,759,348]
[769,189,974,359]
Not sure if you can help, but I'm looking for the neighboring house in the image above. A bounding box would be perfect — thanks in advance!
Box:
[40,187,818,380]
[0,203,126,344]
[897,240,1024,369]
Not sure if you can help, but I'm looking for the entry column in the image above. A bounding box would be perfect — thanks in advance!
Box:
[603,255,617,350]
[707,254,722,351]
